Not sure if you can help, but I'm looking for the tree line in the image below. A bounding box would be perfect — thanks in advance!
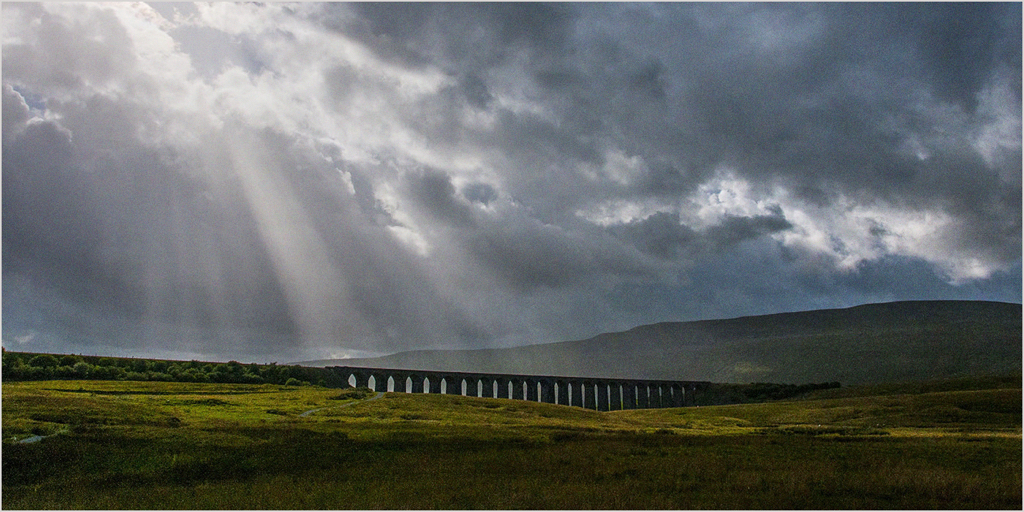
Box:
[3,349,842,404]
[1,349,347,387]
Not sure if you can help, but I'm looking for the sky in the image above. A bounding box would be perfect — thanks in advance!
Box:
[2,2,1021,364]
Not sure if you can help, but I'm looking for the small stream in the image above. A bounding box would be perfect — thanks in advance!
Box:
[14,427,68,444]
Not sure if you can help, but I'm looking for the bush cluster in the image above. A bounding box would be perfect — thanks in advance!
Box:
[1,349,343,387]
[698,381,841,405]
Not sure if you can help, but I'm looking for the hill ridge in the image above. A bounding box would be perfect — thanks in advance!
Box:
[298,300,1021,385]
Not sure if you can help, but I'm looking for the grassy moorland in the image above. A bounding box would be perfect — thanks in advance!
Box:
[2,378,1020,509]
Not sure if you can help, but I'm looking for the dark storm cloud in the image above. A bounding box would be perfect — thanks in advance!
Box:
[610,212,699,261]
[2,3,1019,361]
[892,2,1021,111]
[466,219,591,291]
[406,169,475,229]
[338,0,1019,320]
[705,211,793,252]
[528,4,1015,213]
[1,87,127,319]
[461,182,498,206]
[455,73,493,110]
[354,3,574,56]
[679,3,1022,202]
[608,208,792,261]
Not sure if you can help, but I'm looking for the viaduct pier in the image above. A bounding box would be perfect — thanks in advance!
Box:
[330,366,711,411]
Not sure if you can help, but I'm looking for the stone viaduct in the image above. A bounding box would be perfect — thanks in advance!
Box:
[329,366,712,411]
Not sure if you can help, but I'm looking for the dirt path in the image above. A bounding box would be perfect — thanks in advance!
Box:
[299,391,384,417]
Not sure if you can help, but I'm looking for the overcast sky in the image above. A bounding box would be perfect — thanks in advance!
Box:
[3,2,1021,363]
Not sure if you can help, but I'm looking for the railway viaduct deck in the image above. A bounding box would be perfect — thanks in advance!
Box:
[329,366,711,411]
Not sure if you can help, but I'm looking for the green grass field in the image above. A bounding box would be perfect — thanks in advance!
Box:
[3,379,1020,509]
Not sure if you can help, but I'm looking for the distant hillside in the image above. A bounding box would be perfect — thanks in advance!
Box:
[299,301,1022,385]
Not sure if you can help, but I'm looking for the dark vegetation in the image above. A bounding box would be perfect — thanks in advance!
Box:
[698,380,840,405]
[1,349,345,388]
[2,376,1020,509]
[806,373,1024,399]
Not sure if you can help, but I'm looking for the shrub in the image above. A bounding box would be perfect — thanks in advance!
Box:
[72,362,92,379]
[89,365,115,380]
[54,365,77,379]
[28,355,59,369]
[241,372,264,384]
[3,356,28,380]
[59,355,82,367]
[124,371,147,382]
[25,365,52,380]
[166,364,183,378]
[225,361,243,376]
[284,378,303,387]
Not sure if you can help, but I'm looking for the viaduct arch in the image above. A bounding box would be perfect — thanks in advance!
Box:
[329,366,711,411]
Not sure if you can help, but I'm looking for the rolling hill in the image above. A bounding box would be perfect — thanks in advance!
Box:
[298,301,1022,385]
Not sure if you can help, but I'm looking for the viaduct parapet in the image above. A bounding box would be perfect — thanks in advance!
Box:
[329,366,711,411]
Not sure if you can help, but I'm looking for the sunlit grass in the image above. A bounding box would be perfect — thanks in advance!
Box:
[3,379,1020,509]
